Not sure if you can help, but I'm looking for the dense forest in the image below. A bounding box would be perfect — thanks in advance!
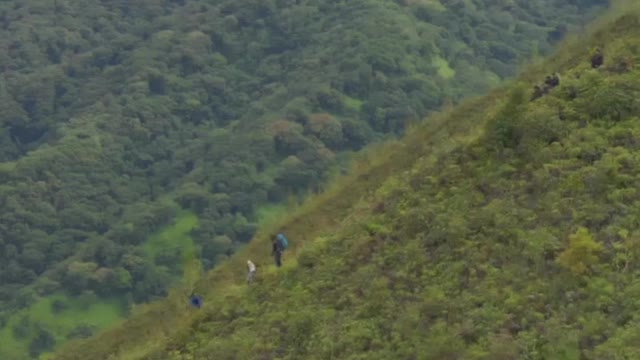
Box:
[50,4,640,359]
[0,0,610,358]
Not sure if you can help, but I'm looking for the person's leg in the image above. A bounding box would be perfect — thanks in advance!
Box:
[275,253,282,267]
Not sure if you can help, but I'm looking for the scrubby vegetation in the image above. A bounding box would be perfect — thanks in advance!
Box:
[47,4,640,360]
[0,0,613,358]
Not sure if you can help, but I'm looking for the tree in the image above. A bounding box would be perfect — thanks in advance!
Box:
[267,119,308,155]
[29,326,56,358]
[556,227,604,276]
[63,261,98,295]
[107,267,133,292]
[305,113,344,149]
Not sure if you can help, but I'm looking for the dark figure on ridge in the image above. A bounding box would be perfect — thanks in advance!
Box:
[189,294,203,308]
[531,73,560,102]
[531,84,545,101]
[544,73,560,88]
[272,235,283,267]
[591,48,604,68]
[271,233,289,267]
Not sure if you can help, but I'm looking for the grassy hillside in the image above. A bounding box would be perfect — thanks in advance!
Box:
[49,4,640,360]
[0,294,125,359]
[0,1,611,357]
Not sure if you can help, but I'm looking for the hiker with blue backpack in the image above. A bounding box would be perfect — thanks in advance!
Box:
[271,233,289,267]
[189,293,203,308]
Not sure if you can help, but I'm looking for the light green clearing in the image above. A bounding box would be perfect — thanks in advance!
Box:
[141,210,199,266]
[256,203,289,226]
[343,95,364,112]
[0,293,126,360]
[432,55,456,79]
[484,70,502,87]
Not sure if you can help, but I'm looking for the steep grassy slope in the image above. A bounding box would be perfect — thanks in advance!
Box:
[49,5,640,360]
[0,0,609,332]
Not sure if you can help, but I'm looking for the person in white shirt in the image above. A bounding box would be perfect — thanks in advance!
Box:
[247,260,256,284]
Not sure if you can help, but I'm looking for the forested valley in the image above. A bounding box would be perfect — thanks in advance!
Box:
[0,0,608,358]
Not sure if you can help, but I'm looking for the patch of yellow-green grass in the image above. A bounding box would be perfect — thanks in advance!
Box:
[484,70,502,87]
[432,55,456,79]
[343,95,364,112]
[141,210,199,266]
[0,293,126,360]
[256,203,289,227]
[0,161,16,179]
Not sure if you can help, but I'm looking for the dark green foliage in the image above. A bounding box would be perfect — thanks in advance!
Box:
[12,316,31,340]
[29,327,56,358]
[487,86,530,149]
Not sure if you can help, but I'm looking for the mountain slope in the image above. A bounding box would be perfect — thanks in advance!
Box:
[0,1,610,356]
[50,5,640,360]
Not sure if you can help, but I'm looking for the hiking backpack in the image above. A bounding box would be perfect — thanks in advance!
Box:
[276,233,289,250]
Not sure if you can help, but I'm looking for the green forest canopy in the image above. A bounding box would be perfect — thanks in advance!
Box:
[0,0,610,358]
[49,4,640,359]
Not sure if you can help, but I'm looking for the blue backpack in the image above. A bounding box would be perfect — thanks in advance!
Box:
[276,233,289,251]
[189,295,203,309]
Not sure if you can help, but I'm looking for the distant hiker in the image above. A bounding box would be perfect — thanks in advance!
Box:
[591,48,604,68]
[544,73,560,88]
[189,294,203,308]
[272,236,283,267]
[531,73,560,102]
[247,260,256,283]
[531,84,545,101]
[271,233,289,267]
[276,233,289,250]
